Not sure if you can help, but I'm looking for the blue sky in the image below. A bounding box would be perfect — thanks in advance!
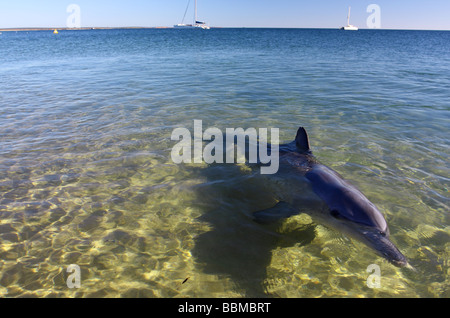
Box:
[0,0,449,30]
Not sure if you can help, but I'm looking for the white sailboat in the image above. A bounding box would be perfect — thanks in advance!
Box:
[340,6,358,31]
[174,0,210,29]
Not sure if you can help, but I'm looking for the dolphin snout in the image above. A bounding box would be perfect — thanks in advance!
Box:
[383,250,408,267]
[362,230,408,267]
[375,236,408,267]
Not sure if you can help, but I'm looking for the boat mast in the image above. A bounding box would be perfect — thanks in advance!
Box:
[347,6,351,25]
[194,0,198,24]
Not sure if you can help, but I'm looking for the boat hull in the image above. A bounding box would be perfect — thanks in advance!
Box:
[173,24,210,30]
[341,25,358,31]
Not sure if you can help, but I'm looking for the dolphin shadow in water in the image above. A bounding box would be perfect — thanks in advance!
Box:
[189,165,316,297]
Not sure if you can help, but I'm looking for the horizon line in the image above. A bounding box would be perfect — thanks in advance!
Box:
[1,26,449,32]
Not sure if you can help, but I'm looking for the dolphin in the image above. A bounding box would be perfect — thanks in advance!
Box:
[252,127,409,267]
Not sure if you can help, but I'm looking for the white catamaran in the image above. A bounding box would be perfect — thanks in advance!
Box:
[174,0,210,29]
[340,6,358,31]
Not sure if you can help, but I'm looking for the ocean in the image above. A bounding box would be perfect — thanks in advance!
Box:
[0,28,448,297]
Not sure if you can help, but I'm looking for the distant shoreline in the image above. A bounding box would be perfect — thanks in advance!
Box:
[0,27,173,32]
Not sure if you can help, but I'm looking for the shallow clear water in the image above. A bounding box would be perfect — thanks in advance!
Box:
[0,28,449,298]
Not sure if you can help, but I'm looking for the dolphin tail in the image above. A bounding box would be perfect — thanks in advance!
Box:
[295,127,311,153]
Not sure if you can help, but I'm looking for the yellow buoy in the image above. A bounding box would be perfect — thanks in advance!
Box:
[53,29,58,34]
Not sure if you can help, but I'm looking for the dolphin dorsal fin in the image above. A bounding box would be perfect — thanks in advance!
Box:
[295,127,311,153]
